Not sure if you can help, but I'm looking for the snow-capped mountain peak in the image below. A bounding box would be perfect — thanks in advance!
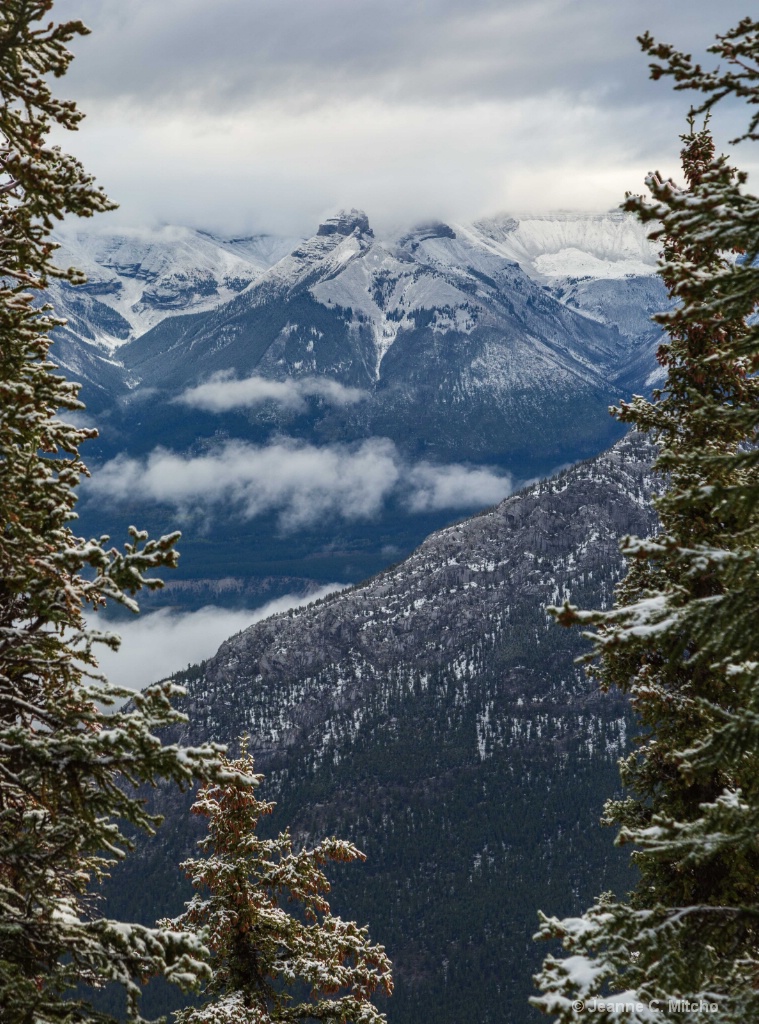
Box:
[49,210,660,360]
[50,224,301,347]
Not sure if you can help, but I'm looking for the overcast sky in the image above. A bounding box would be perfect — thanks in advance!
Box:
[58,1,756,235]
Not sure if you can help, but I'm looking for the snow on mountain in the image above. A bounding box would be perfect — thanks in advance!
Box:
[468,210,659,281]
[48,209,668,441]
[116,430,657,1024]
[279,210,659,382]
[248,211,373,304]
[49,209,660,361]
[121,210,627,395]
[308,219,490,376]
[175,431,657,760]
[241,211,645,379]
[50,224,301,346]
[457,212,668,391]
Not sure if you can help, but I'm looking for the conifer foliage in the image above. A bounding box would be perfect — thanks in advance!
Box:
[0,5,224,1021]
[533,19,759,1024]
[168,749,393,1024]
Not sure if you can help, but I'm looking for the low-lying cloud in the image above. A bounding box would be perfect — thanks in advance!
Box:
[89,586,341,693]
[177,372,366,413]
[407,462,514,512]
[88,438,513,529]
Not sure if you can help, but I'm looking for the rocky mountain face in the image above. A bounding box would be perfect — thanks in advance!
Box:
[51,225,299,337]
[111,430,659,1024]
[52,210,660,351]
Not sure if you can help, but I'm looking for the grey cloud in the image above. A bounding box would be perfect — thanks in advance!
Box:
[176,372,367,413]
[65,0,733,113]
[87,438,513,529]
[54,2,757,242]
[61,91,696,239]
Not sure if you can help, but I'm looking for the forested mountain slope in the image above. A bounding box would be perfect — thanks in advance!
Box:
[114,430,658,1024]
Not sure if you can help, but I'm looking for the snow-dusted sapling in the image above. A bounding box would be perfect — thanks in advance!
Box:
[533,19,759,1024]
[168,749,393,1024]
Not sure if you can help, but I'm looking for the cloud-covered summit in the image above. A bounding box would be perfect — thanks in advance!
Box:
[59,1,753,236]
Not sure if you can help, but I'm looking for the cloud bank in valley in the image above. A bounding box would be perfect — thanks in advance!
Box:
[88,438,513,529]
[176,373,367,413]
[89,586,341,693]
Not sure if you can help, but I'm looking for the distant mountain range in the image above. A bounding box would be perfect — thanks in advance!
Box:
[108,430,659,1024]
[52,210,659,342]
[53,209,666,413]
[54,209,668,591]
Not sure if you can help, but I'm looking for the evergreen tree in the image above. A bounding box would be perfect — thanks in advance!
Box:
[533,19,759,1024]
[168,748,393,1024]
[0,5,225,1020]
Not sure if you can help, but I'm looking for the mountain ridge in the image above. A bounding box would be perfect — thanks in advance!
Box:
[111,430,659,1024]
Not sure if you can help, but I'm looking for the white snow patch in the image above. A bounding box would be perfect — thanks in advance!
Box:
[468,211,658,282]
